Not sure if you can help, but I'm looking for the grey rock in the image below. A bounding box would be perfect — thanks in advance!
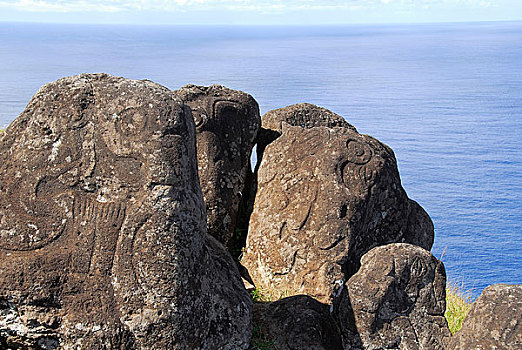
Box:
[175,84,260,248]
[256,103,357,168]
[448,284,522,349]
[251,295,343,350]
[334,243,450,350]
[0,74,252,349]
[242,121,434,303]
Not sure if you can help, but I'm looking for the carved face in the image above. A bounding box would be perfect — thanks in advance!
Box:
[177,85,260,246]
[0,80,193,253]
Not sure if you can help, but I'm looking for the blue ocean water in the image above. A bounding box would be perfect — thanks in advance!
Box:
[1,21,521,297]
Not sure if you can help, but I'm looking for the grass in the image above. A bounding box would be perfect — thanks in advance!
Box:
[250,287,292,303]
[249,325,274,350]
[445,284,473,335]
[248,288,275,350]
[250,288,269,303]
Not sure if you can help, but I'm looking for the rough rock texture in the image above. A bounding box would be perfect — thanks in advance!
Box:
[261,103,356,135]
[174,84,260,248]
[447,284,522,349]
[256,103,357,166]
[0,74,252,349]
[334,243,450,350]
[251,295,343,350]
[242,121,434,303]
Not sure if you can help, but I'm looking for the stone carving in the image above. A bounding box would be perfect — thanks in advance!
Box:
[0,74,252,349]
[333,243,450,350]
[175,84,260,248]
[251,295,343,350]
[447,284,522,349]
[242,122,434,303]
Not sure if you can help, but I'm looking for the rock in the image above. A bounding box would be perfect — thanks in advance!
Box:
[241,121,434,303]
[174,84,260,248]
[333,243,450,350]
[0,74,252,349]
[261,103,356,139]
[447,284,522,349]
[255,103,357,167]
[251,295,343,350]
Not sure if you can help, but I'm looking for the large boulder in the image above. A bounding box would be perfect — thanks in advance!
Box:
[333,244,450,350]
[0,74,252,349]
[174,84,260,248]
[251,295,343,350]
[447,284,522,349]
[241,116,434,303]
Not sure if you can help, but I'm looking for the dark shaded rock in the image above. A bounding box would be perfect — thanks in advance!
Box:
[174,84,260,248]
[334,243,450,350]
[0,74,252,349]
[241,122,434,303]
[251,295,343,350]
[447,284,522,349]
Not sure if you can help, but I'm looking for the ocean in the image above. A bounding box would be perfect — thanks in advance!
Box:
[1,21,521,297]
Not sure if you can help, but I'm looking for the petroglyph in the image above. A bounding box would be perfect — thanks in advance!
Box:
[244,116,434,304]
[175,85,260,247]
[0,75,252,349]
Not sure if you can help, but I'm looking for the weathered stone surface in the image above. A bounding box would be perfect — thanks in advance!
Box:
[242,121,434,303]
[0,74,252,349]
[251,295,343,350]
[262,103,355,134]
[447,284,522,349]
[174,84,260,248]
[256,103,357,166]
[334,243,450,350]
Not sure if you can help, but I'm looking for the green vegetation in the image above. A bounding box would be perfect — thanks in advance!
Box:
[250,288,268,303]
[445,284,472,335]
[250,325,274,350]
[249,288,275,350]
[250,287,291,303]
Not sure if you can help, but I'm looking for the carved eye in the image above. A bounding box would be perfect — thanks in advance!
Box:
[193,112,207,129]
[345,139,373,165]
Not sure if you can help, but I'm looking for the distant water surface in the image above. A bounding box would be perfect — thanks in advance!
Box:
[1,21,521,297]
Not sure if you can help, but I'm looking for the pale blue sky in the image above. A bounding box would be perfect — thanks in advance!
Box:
[0,0,521,25]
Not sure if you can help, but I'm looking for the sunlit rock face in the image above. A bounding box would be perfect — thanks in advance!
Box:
[242,105,433,304]
[447,283,522,350]
[0,74,252,350]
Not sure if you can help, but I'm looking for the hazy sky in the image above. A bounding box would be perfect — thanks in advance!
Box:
[0,0,521,25]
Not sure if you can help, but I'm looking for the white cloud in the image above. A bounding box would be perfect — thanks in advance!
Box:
[0,0,499,13]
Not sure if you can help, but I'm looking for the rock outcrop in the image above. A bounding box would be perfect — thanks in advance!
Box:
[251,295,343,350]
[175,84,260,248]
[0,74,252,349]
[334,243,450,350]
[7,75,519,350]
[447,284,522,349]
[242,110,434,303]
